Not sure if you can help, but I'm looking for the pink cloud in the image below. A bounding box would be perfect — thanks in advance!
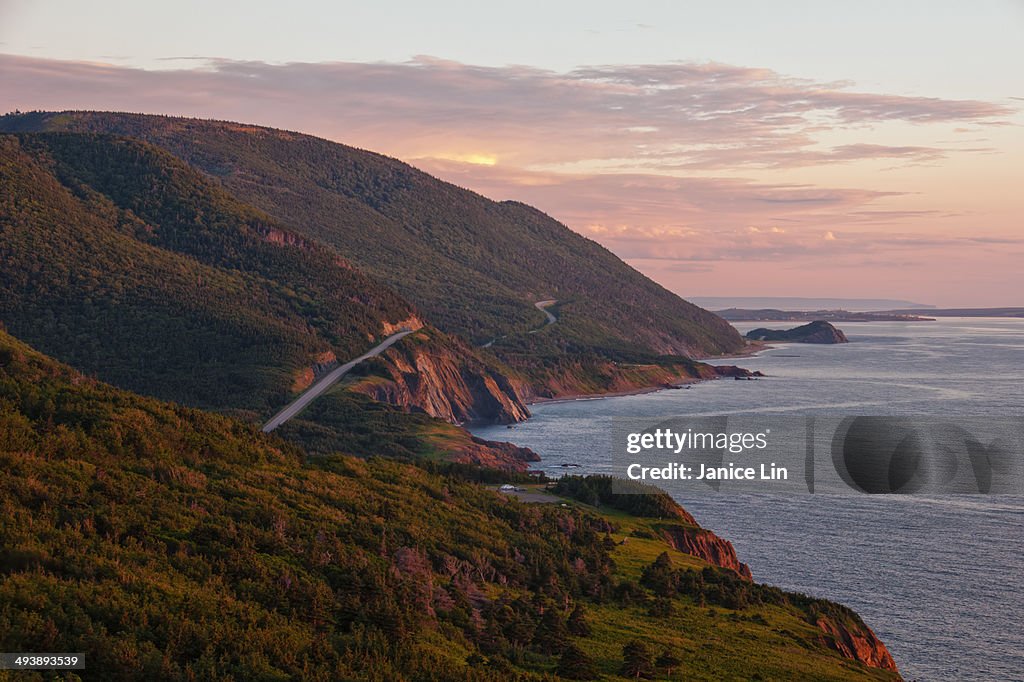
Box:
[0,54,1012,172]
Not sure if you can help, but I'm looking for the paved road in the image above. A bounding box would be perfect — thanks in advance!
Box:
[482,300,557,346]
[528,300,557,333]
[534,299,557,325]
[262,329,414,433]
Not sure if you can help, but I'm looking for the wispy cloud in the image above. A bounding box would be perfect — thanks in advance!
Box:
[0,54,1012,172]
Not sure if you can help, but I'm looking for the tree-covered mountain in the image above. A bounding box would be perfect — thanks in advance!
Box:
[0,131,527,422]
[0,111,744,364]
[0,326,899,681]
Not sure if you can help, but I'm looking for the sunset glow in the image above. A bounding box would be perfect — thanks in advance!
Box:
[430,152,499,166]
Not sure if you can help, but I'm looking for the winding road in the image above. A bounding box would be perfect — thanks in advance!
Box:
[261,329,414,433]
[482,300,558,347]
[532,299,557,328]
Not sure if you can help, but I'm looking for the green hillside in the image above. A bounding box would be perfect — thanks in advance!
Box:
[0,132,529,423]
[0,112,744,360]
[0,327,899,681]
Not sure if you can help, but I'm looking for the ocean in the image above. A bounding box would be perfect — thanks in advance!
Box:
[471,318,1024,681]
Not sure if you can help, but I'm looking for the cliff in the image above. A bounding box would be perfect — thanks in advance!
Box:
[347,328,531,424]
[746,320,849,344]
[290,349,338,393]
[380,314,425,337]
[449,435,541,469]
[815,612,900,672]
[658,524,754,580]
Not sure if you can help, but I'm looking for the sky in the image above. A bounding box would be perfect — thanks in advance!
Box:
[1,0,1022,306]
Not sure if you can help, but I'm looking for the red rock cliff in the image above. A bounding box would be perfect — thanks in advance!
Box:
[349,328,530,424]
[449,436,541,470]
[657,524,753,580]
[815,613,900,673]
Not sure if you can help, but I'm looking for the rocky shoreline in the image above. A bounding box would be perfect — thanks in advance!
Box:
[526,364,765,406]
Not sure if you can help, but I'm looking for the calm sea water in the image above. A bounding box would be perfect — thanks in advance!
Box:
[472,318,1024,681]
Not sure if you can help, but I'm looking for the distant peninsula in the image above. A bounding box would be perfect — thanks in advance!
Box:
[717,308,933,322]
[745,321,849,344]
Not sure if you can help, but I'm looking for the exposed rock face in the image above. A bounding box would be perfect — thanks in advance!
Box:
[712,365,764,379]
[350,329,531,424]
[261,225,313,250]
[745,320,849,344]
[450,436,541,470]
[657,524,753,580]
[815,614,900,673]
[380,315,425,337]
[291,350,338,392]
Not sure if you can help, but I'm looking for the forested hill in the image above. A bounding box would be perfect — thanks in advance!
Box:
[0,132,525,420]
[0,326,899,680]
[0,111,744,359]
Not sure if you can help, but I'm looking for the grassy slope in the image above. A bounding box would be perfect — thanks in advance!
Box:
[0,328,897,681]
[0,112,744,361]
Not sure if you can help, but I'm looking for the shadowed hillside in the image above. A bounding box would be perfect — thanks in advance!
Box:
[0,112,744,363]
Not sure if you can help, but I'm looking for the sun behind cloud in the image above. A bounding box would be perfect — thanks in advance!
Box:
[431,152,498,166]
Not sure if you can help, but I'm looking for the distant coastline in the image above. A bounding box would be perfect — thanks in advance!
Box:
[878,306,1024,318]
[716,306,1024,321]
[715,308,934,322]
